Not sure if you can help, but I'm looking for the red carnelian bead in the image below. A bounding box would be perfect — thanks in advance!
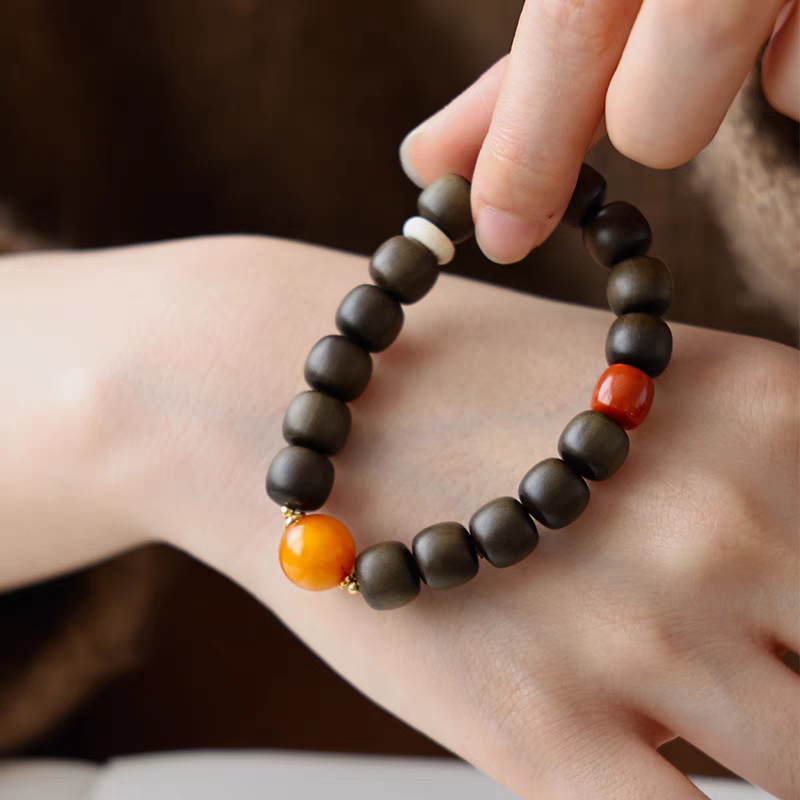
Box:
[279,514,356,591]
[591,364,654,430]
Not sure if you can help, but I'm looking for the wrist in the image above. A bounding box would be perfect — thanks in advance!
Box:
[0,251,152,589]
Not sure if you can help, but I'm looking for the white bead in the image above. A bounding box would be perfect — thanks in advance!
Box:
[402,216,455,265]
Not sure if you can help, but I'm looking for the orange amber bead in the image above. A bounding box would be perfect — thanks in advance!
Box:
[279,514,356,591]
[591,364,654,430]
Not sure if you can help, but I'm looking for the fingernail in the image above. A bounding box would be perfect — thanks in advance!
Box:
[475,205,543,265]
[399,126,426,188]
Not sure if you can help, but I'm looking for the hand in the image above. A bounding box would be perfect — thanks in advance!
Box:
[5,236,798,798]
[400,0,800,264]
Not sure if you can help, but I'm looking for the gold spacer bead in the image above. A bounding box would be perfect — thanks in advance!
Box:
[280,506,304,528]
[339,572,360,594]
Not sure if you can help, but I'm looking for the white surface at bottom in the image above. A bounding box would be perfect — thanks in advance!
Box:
[0,751,776,799]
[0,760,96,800]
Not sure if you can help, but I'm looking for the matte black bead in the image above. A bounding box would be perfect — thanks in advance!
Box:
[282,390,352,455]
[412,522,479,589]
[583,202,652,267]
[355,541,421,610]
[368,235,440,304]
[605,313,673,378]
[266,445,334,511]
[304,334,372,401]
[335,284,404,353]
[417,174,473,243]
[558,410,630,482]
[468,497,539,568]
[518,458,589,529]
[562,163,606,226]
[607,256,674,317]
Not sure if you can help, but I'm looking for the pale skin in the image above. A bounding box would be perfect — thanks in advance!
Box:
[400,0,800,264]
[1,236,798,798]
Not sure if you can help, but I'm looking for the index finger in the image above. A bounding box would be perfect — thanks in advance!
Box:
[472,0,641,263]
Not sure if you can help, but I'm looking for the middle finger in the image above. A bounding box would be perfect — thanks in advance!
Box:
[606,0,786,167]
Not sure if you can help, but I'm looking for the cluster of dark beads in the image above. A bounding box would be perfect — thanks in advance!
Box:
[266,174,472,515]
[267,164,674,611]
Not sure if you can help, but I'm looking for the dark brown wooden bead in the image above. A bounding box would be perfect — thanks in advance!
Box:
[335,284,404,353]
[368,235,440,304]
[583,202,652,267]
[417,174,473,243]
[412,522,479,589]
[607,256,674,317]
[518,458,589,529]
[468,497,539,568]
[605,313,673,378]
[355,541,421,610]
[266,445,334,511]
[304,334,372,401]
[558,410,629,482]
[282,390,352,455]
[562,163,606,226]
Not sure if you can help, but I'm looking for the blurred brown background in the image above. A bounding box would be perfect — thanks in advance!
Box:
[0,0,796,781]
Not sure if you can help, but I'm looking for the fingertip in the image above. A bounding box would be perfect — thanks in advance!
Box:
[397,58,510,190]
[474,204,547,265]
[399,128,427,188]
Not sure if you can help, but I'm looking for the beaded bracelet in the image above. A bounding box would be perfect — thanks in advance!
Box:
[266,164,674,610]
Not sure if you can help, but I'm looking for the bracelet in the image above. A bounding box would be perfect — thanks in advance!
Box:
[266,164,674,610]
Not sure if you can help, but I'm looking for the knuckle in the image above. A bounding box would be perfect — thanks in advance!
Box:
[718,339,800,444]
[656,470,761,578]
[477,129,564,219]
[630,615,708,677]
[593,593,734,695]
[741,343,798,426]
[483,130,558,185]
